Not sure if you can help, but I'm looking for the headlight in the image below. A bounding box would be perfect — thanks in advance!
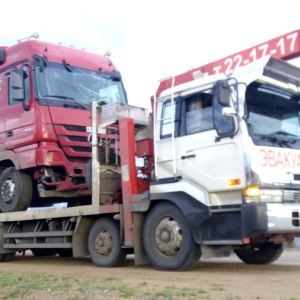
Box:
[244,186,283,203]
[260,189,283,203]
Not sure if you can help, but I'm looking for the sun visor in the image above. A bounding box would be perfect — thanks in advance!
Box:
[263,56,300,86]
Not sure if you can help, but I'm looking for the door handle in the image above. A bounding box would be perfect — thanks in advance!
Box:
[6,131,13,138]
[181,154,196,160]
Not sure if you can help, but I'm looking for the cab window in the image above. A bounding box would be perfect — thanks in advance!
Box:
[160,98,181,139]
[185,93,213,135]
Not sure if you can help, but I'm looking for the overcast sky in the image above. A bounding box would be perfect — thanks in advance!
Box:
[1,0,300,109]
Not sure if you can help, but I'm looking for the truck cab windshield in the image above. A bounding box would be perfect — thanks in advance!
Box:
[245,81,300,149]
[34,61,127,109]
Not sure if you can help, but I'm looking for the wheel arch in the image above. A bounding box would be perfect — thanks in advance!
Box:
[0,159,16,170]
[0,149,37,170]
[149,191,210,244]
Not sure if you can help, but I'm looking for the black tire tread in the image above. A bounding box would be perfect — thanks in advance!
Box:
[88,218,126,267]
[234,243,283,264]
[143,202,201,271]
[0,167,32,212]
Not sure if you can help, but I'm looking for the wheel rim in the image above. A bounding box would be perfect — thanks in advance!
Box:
[95,230,112,256]
[154,217,183,256]
[1,178,15,204]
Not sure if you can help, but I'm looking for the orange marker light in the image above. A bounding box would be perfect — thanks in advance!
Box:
[227,178,241,187]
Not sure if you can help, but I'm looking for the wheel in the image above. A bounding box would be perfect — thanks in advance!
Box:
[143,202,201,271]
[234,243,283,264]
[0,167,32,212]
[0,252,16,262]
[88,218,126,267]
[85,152,120,190]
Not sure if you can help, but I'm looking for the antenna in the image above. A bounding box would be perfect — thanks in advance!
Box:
[17,32,39,43]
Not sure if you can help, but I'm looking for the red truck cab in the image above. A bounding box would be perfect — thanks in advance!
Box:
[0,39,127,212]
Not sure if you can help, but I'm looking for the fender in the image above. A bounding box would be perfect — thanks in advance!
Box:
[150,191,211,244]
[0,144,38,169]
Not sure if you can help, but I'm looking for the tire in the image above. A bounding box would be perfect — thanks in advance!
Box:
[234,243,283,264]
[85,151,120,191]
[0,167,32,212]
[88,218,126,267]
[143,202,201,271]
[0,252,16,262]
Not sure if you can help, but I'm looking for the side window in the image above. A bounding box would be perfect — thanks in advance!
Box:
[9,66,30,105]
[160,98,181,139]
[185,93,213,135]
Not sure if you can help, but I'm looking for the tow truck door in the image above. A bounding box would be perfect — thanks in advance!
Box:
[155,90,244,193]
[180,90,243,192]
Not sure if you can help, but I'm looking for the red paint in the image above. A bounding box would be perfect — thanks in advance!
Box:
[119,118,138,247]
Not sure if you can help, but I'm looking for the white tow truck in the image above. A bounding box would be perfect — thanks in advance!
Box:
[0,29,300,270]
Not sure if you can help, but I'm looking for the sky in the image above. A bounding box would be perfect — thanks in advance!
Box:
[1,0,300,110]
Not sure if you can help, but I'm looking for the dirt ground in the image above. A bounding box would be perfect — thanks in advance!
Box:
[1,249,300,300]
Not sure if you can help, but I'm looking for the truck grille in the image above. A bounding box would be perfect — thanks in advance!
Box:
[284,190,299,203]
[54,124,91,158]
[292,211,300,227]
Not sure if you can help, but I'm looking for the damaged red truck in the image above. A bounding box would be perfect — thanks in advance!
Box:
[0,38,127,212]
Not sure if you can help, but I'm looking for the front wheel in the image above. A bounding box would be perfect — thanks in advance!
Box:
[0,167,32,212]
[143,202,201,271]
[234,243,283,264]
[88,218,126,267]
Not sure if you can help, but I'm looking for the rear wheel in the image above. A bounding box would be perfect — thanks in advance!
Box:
[88,218,126,267]
[0,167,32,212]
[143,202,201,271]
[234,243,283,264]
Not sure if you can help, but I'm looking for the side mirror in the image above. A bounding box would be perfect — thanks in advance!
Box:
[11,69,25,101]
[215,80,231,106]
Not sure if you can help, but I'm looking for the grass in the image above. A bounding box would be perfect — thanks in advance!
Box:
[0,272,299,300]
[0,272,211,300]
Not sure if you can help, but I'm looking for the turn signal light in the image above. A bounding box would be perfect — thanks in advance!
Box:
[227,178,241,187]
[244,186,260,197]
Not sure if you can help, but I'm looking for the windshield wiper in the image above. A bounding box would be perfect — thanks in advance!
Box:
[261,131,299,148]
[268,131,299,138]
[63,59,73,72]
[42,95,86,110]
[43,94,74,100]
